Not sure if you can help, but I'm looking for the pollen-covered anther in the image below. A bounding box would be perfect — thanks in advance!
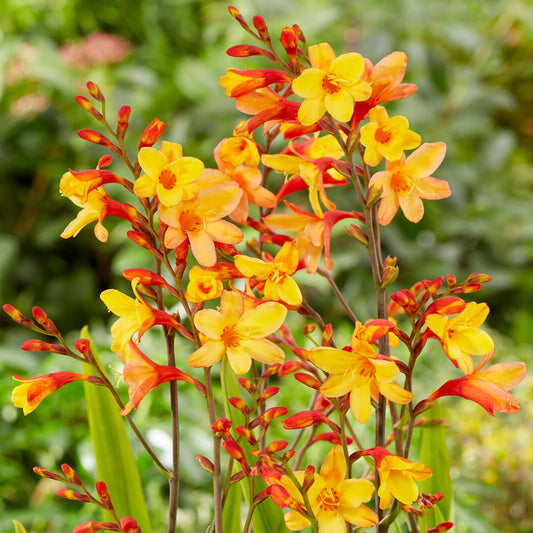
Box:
[318,486,340,511]
[322,74,341,93]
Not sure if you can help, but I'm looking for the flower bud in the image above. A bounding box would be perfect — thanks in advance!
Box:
[57,488,91,502]
[3,304,34,328]
[74,522,118,533]
[301,465,315,492]
[116,105,131,138]
[86,81,105,102]
[96,481,114,510]
[228,6,250,30]
[196,454,214,474]
[294,372,321,390]
[253,15,270,41]
[75,96,103,121]
[346,223,369,246]
[258,386,279,403]
[21,340,67,355]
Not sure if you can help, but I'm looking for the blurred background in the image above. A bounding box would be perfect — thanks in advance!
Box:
[1,0,532,531]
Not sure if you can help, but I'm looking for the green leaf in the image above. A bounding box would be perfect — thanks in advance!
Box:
[222,480,242,532]
[12,520,28,533]
[418,401,454,531]
[81,326,151,533]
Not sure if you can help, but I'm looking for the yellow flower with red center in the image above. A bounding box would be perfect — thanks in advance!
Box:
[425,301,494,374]
[158,182,243,267]
[218,121,260,167]
[185,265,224,303]
[359,106,421,166]
[362,447,432,509]
[188,290,286,375]
[134,141,204,207]
[306,321,412,424]
[292,42,372,126]
[12,372,97,415]
[270,446,378,531]
[234,241,302,305]
[369,142,450,225]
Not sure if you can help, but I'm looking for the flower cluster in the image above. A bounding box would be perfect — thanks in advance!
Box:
[4,7,526,533]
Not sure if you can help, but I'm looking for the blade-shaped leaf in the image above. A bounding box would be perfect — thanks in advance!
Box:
[81,326,151,532]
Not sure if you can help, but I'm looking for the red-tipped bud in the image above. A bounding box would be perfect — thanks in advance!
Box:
[425,296,465,316]
[252,15,270,41]
[267,484,294,508]
[391,289,419,316]
[428,522,454,532]
[294,372,321,390]
[138,118,166,150]
[226,44,275,61]
[212,417,232,434]
[260,406,288,426]
[74,522,119,533]
[116,105,131,138]
[32,307,59,334]
[366,184,383,207]
[196,454,214,474]
[126,231,160,256]
[253,488,269,505]
[33,466,64,482]
[423,276,444,295]
[75,96,103,121]
[280,26,299,58]
[3,304,34,328]
[86,81,105,102]
[75,338,92,357]
[120,517,140,532]
[96,481,113,510]
[311,432,353,445]
[234,426,256,445]
[302,465,315,492]
[446,274,456,288]
[223,441,246,463]
[303,324,316,337]
[283,410,326,429]
[229,470,247,484]
[258,386,279,403]
[21,340,67,355]
[265,440,288,454]
[261,364,281,379]
[228,6,250,30]
[77,129,121,156]
[229,396,249,415]
[381,263,399,289]
[322,323,333,346]
[57,488,91,502]
[346,223,369,246]
[283,449,296,461]
[237,377,256,394]
[61,463,83,485]
[278,360,304,376]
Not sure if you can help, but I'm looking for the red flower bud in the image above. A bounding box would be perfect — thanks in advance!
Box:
[212,417,232,434]
[33,466,64,482]
[237,377,255,394]
[196,454,214,474]
[32,307,59,334]
[77,129,122,156]
[96,481,113,510]
[120,517,140,532]
[229,396,249,415]
[75,96,103,121]
[283,410,326,429]
[3,304,34,328]
[258,386,279,403]
[294,372,321,390]
[234,425,256,445]
[116,105,131,138]
[228,6,250,30]
[21,340,67,355]
[57,488,91,502]
[74,522,119,533]
[138,118,166,150]
[61,463,83,485]
[280,26,299,58]
[265,440,288,454]
[428,522,454,532]
[86,81,105,102]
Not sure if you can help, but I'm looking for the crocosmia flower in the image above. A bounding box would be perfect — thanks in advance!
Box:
[307,321,412,424]
[234,241,302,305]
[362,447,432,509]
[369,142,450,224]
[188,290,286,375]
[292,42,372,125]
[185,265,224,303]
[158,181,243,266]
[359,106,421,166]
[425,302,495,374]
[134,141,204,207]
[268,446,378,531]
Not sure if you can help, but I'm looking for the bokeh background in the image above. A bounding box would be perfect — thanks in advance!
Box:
[1,0,532,531]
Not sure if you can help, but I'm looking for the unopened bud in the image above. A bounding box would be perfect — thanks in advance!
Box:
[294,372,321,390]
[258,386,279,403]
[229,396,249,415]
[86,81,105,103]
[61,463,83,486]
[116,106,131,138]
[366,184,383,207]
[74,96,103,121]
[381,265,399,289]
[280,26,298,58]
[96,481,113,510]
[3,304,34,328]
[138,118,166,150]
[301,465,315,492]
[346,224,369,246]
[237,377,255,394]
[428,522,454,532]
[228,6,250,30]
[57,488,91,502]
[253,15,270,41]
[21,340,67,355]
[196,454,214,474]
[265,440,288,454]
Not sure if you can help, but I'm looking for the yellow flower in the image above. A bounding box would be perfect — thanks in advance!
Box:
[307,321,412,424]
[292,42,371,126]
[188,290,286,375]
[134,141,204,207]
[369,142,450,225]
[185,265,224,303]
[272,446,378,531]
[363,447,432,509]
[218,121,260,167]
[359,106,421,166]
[235,242,302,305]
[425,302,494,374]
[158,182,243,267]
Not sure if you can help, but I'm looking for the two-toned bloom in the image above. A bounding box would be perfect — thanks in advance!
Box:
[133,141,204,207]
[306,321,412,424]
[425,301,494,374]
[234,241,302,305]
[158,181,243,266]
[268,446,378,531]
[188,290,287,375]
[362,447,432,509]
[369,142,450,225]
[292,42,372,125]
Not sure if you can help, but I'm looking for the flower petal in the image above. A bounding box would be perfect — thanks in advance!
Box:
[188,340,225,368]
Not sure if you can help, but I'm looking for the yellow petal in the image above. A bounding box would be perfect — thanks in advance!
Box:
[188,340,226,368]
[133,174,157,198]
[239,338,285,365]
[193,309,226,339]
[350,381,372,424]
[319,446,345,487]
[226,346,253,375]
[239,301,287,337]
[298,96,326,126]
[320,374,354,398]
[330,52,364,82]
[324,89,354,123]
[277,276,302,305]
[234,255,273,280]
[292,69,325,99]
[307,347,355,374]
[308,42,336,70]
[138,147,168,178]
[404,142,446,179]
[188,231,217,267]
[453,327,494,355]
[100,289,136,318]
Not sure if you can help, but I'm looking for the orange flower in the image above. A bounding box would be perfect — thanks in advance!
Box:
[218,121,260,167]
[269,446,378,531]
[234,242,302,305]
[188,290,286,375]
[306,321,412,424]
[425,302,494,374]
[425,353,526,415]
[12,372,100,415]
[363,447,432,509]
[119,342,201,415]
[359,106,420,166]
[133,141,204,207]
[369,142,450,225]
[185,265,224,303]
[158,182,243,266]
[292,42,372,125]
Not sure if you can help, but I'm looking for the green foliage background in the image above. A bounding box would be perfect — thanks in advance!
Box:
[1,0,532,531]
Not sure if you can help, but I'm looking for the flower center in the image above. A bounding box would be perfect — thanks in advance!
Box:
[390,171,413,193]
[179,210,204,233]
[221,325,242,348]
[268,269,286,284]
[159,168,177,190]
[318,486,339,512]
[322,74,341,94]
[375,126,392,144]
